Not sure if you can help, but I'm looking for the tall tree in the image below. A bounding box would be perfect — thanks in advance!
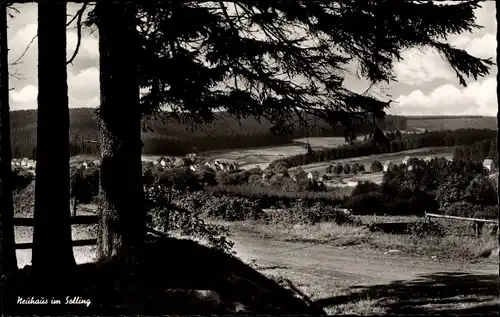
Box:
[32,1,75,280]
[0,1,17,289]
[93,1,145,259]
[86,0,492,258]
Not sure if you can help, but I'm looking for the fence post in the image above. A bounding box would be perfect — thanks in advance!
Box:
[71,196,77,217]
[164,189,172,235]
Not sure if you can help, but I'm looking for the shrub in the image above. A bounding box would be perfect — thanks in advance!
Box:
[145,186,235,253]
[326,164,333,174]
[267,200,355,226]
[358,164,366,173]
[351,163,360,174]
[333,164,343,174]
[12,169,34,192]
[351,181,381,197]
[406,220,445,237]
[370,160,383,173]
[216,170,251,186]
[343,164,351,174]
[344,191,389,215]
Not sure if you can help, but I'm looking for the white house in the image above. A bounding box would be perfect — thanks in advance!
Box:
[347,180,358,187]
[402,156,412,165]
[307,172,314,181]
[26,160,36,169]
[383,160,395,172]
[483,159,496,172]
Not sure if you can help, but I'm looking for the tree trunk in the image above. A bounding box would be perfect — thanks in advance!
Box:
[95,2,145,260]
[497,2,500,252]
[0,1,18,289]
[32,1,75,281]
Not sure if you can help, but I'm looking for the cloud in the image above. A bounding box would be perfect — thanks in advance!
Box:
[390,77,497,116]
[393,48,456,86]
[10,84,37,106]
[8,4,100,111]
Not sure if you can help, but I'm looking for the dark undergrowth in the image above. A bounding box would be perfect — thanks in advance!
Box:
[6,235,325,316]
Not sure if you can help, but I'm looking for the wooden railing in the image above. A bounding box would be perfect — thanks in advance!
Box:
[425,211,498,237]
[14,207,99,250]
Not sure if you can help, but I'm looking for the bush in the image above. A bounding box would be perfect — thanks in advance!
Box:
[267,200,355,226]
[12,169,34,192]
[370,161,383,173]
[344,191,389,215]
[70,166,100,203]
[343,164,351,174]
[351,163,360,174]
[358,164,366,173]
[406,220,445,237]
[145,186,235,253]
[351,181,381,197]
[325,164,333,174]
[333,164,343,174]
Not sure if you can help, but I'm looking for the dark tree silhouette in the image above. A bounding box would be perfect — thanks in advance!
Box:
[83,1,492,258]
[93,1,145,259]
[496,2,500,227]
[0,1,17,288]
[32,1,76,280]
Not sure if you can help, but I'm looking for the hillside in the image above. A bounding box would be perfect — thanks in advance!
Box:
[406,116,496,131]
[10,108,406,159]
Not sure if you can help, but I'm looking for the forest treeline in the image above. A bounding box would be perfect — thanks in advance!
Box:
[10,108,407,158]
[270,128,497,168]
[453,138,498,162]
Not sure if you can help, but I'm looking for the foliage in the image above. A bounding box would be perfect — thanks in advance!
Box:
[343,164,351,174]
[145,186,235,253]
[351,181,381,197]
[11,169,34,192]
[370,160,383,173]
[216,170,251,186]
[207,185,347,209]
[70,165,100,203]
[333,164,343,175]
[453,138,498,163]
[267,200,355,226]
[270,129,496,169]
[406,220,445,238]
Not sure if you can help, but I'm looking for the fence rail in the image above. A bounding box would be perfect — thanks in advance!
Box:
[14,215,99,227]
[425,212,499,224]
[14,205,100,249]
[425,211,498,238]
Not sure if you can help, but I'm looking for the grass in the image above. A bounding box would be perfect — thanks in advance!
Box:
[215,219,499,263]
[265,269,499,315]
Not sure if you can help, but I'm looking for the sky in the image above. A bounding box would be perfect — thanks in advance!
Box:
[6,1,498,116]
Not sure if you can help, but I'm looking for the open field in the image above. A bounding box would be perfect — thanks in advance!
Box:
[406,117,496,131]
[293,137,350,148]
[296,146,454,176]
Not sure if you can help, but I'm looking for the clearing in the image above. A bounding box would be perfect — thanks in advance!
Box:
[296,146,454,175]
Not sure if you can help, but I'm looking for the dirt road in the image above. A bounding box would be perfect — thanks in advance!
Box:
[230,232,498,285]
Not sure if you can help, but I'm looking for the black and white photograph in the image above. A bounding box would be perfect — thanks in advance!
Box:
[0,0,498,315]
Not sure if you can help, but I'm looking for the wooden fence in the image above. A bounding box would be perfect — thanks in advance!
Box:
[425,211,499,238]
[14,191,175,250]
[14,205,99,250]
